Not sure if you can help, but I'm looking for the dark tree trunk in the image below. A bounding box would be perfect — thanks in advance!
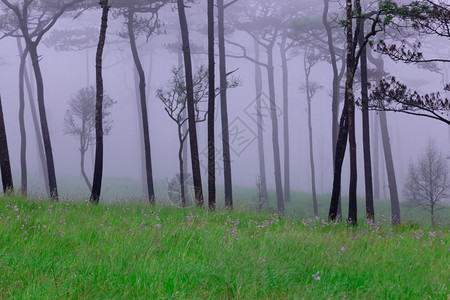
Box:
[218,0,232,208]
[329,0,356,222]
[253,38,268,203]
[177,0,204,206]
[322,0,340,166]
[90,0,110,204]
[24,57,50,196]
[359,20,375,220]
[127,9,155,202]
[178,128,187,206]
[323,0,342,218]
[207,0,216,210]
[280,35,291,203]
[17,38,27,195]
[134,69,146,197]
[267,44,284,215]
[0,95,13,194]
[28,43,58,200]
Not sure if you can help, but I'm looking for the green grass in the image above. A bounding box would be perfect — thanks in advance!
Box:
[0,196,448,299]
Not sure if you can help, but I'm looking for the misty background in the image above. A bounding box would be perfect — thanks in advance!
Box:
[0,0,448,206]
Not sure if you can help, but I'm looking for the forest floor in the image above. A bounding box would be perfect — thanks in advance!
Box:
[0,196,448,299]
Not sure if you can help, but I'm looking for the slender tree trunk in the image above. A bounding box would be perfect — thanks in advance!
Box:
[28,43,58,200]
[372,111,380,200]
[218,0,232,208]
[90,0,110,204]
[359,20,374,220]
[134,69,146,197]
[178,129,186,206]
[80,148,92,191]
[17,38,27,195]
[305,72,318,217]
[379,111,401,225]
[329,0,357,222]
[80,119,91,191]
[347,86,357,225]
[207,0,216,210]
[254,38,268,203]
[24,57,50,196]
[323,0,342,218]
[177,0,204,206]
[322,0,340,165]
[280,35,291,203]
[368,52,401,225]
[430,204,435,226]
[267,44,284,214]
[0,95,13,194]
[127,10,155,202]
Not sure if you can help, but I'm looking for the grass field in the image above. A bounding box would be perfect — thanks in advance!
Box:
[0,195,448,299]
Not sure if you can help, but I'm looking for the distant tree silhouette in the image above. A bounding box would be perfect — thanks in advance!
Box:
[64,87,115,191]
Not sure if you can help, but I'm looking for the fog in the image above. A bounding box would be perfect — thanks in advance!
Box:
[0,0,448,206]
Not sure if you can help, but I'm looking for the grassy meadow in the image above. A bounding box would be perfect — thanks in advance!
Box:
[0,195,448,299]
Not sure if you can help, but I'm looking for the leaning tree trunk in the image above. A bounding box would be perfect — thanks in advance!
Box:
[267,43,284,215]
[207,0,216,210]
[253,38,268,203]
[218,0,232,208]
[280,34,291,203]
[127,9,155,202]
[368,51,401,225]
[379,111,401,225]
[24,57,50,196]
[322,0,340,167]
[329,0,357,222]
[323,0,342,218]
[134,70,146,197]
[359,19,375,220]
[80,121,92,191]
[0,95,13,194]
[177,0,204,206]
[28,42,58,200]
[17,38,27,195]
[90,0,110,204]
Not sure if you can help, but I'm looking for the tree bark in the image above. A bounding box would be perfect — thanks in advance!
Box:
[280,34,291,203]
[267,43,285,215]
[17,38,27,195]
[218,0,232,208]
[28,43,58,200]
[0,95,14,194]
[207,0,216,210]
[127,9,155,202]
[253,38,268,203]
[177,0,204,206]
[90,0,110,204]
[359,19,375,220]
